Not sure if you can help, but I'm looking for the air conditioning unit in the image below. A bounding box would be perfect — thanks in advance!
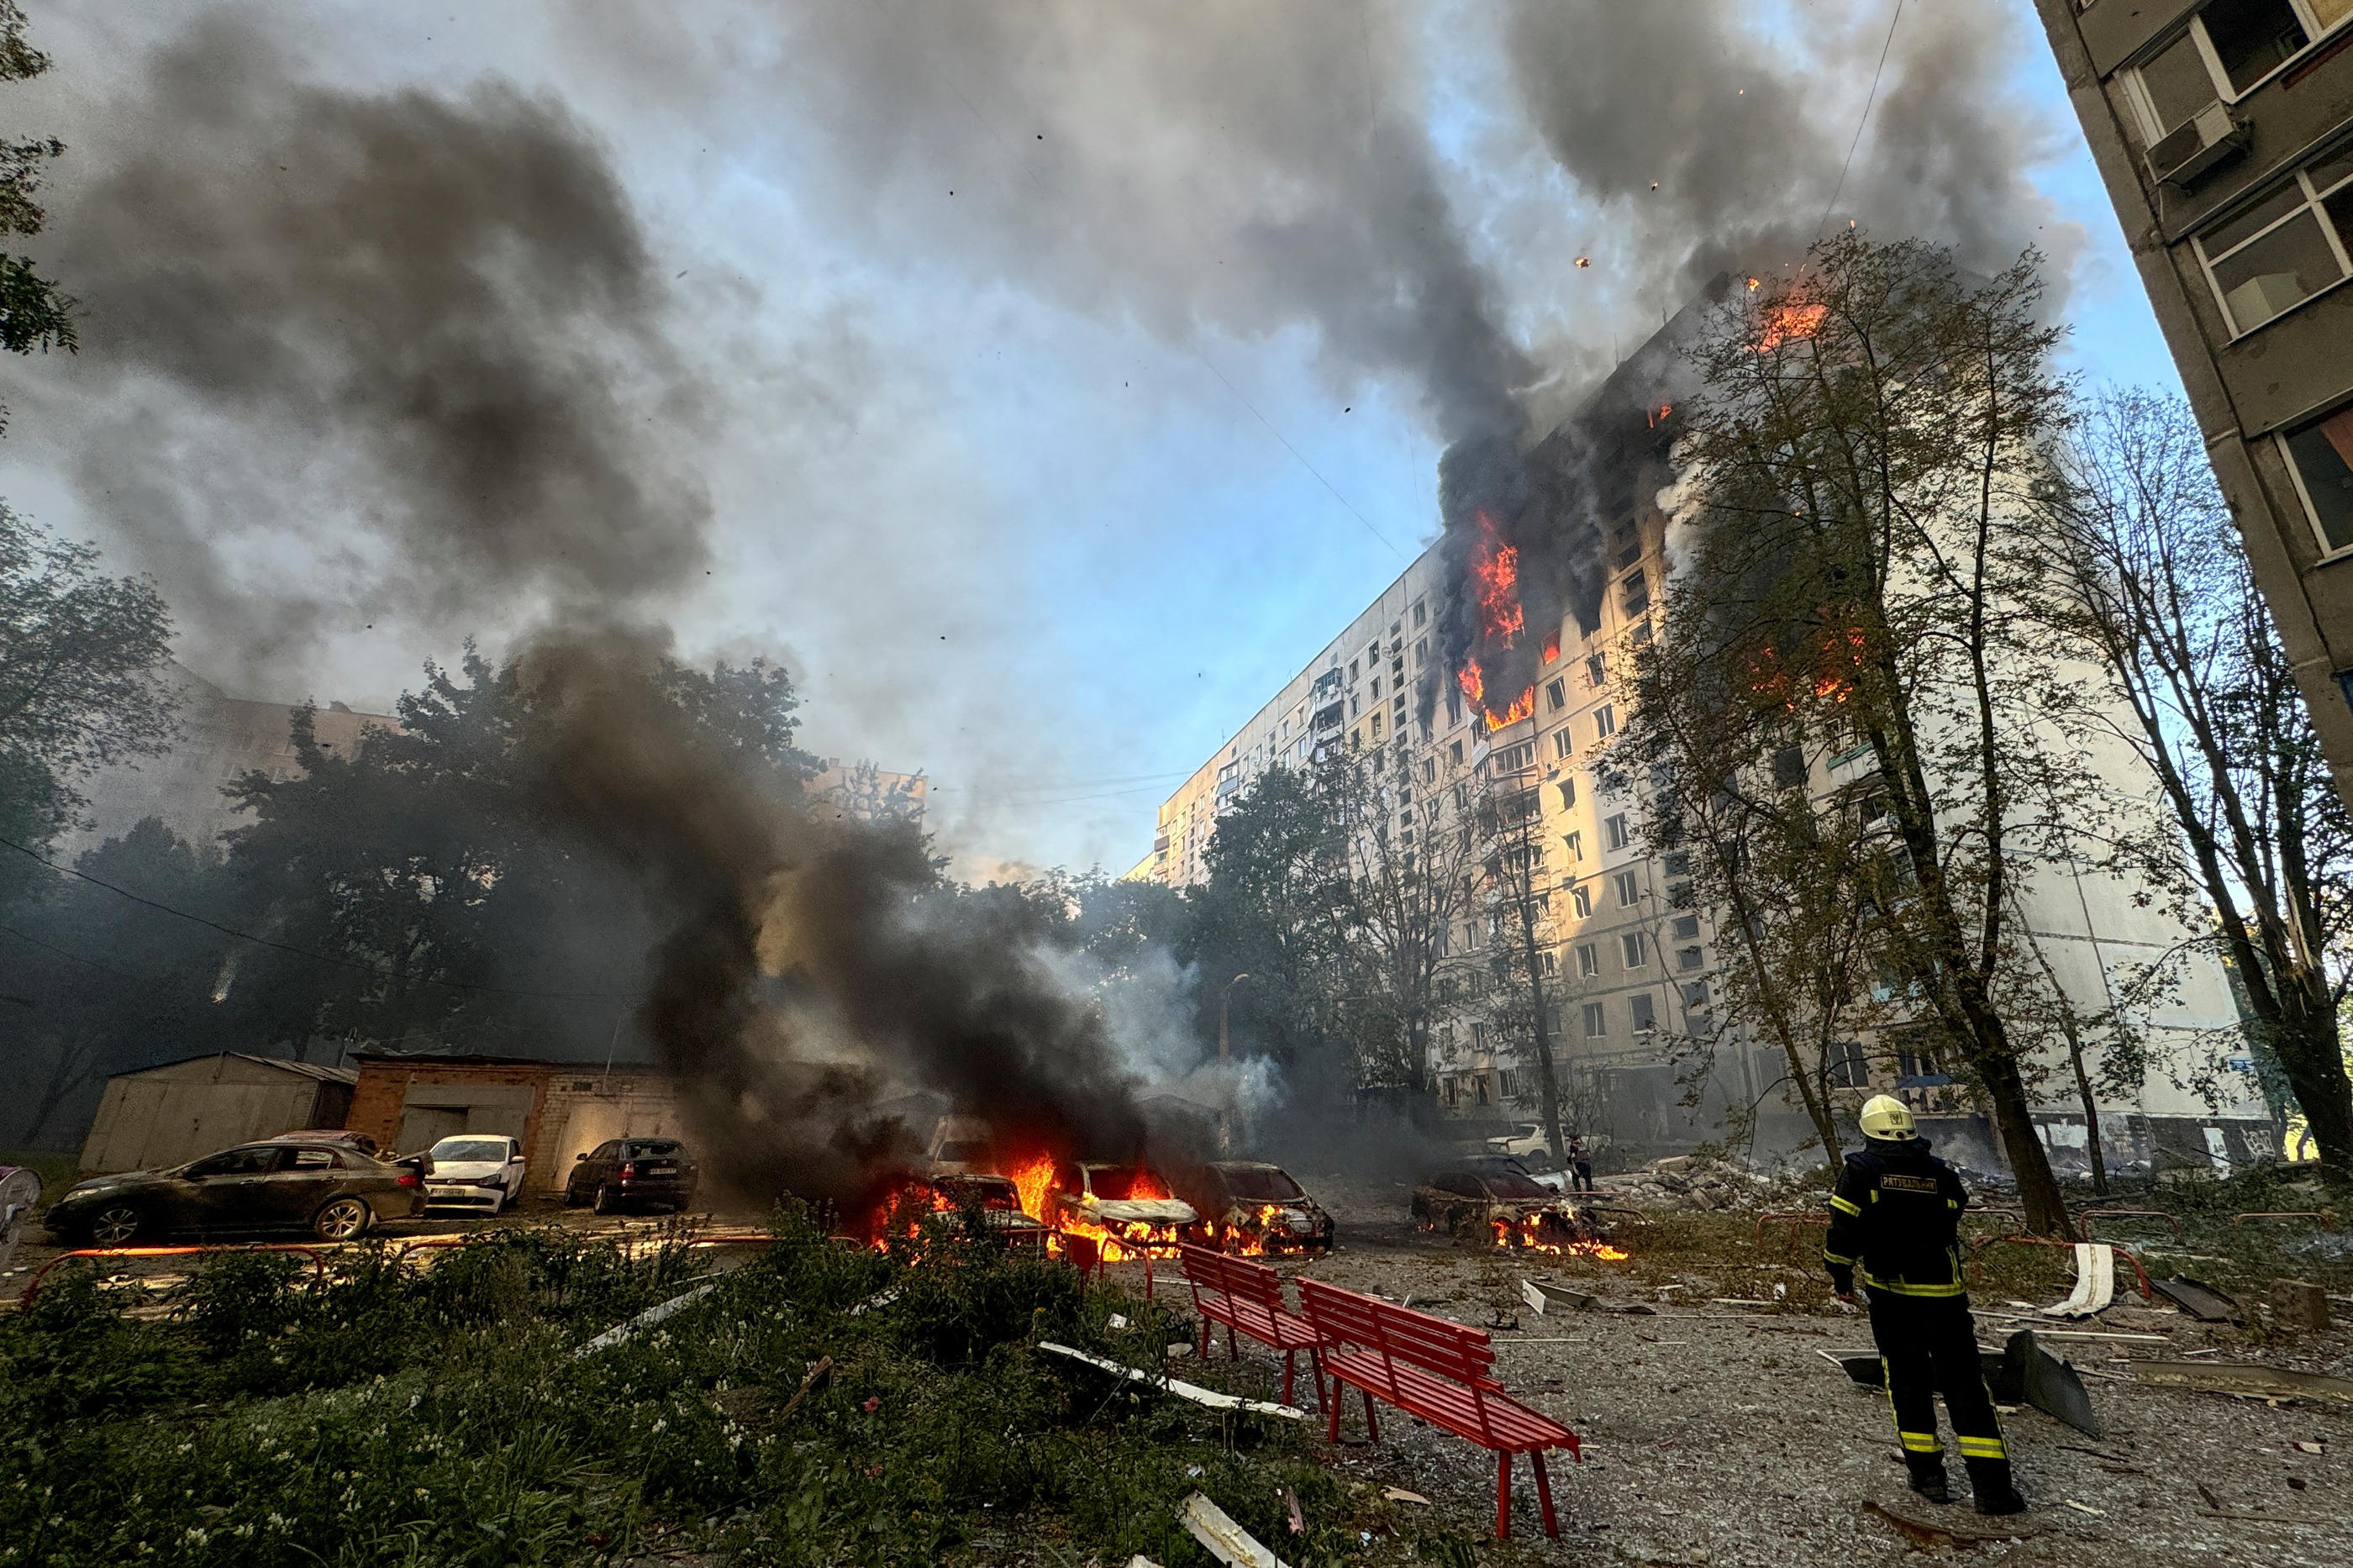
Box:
[2147,101,2250,188]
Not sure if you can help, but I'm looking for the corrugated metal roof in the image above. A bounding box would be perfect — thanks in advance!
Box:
[113,1050,358,1084]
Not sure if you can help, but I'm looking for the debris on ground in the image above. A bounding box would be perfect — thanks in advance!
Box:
[1037,1340,1306,1418]
[1177,1491,1290,1568]
[2135,1359,2353,1404]
[1600,1155,1781,1212]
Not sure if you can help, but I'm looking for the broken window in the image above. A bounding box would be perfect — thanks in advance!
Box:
[1562,830,1584,862]
[1605,813,1631,851]
[1586,651,1607,687]
[2203,0,2313,92]
[1677,944,1704,971]
[1620,931,1646,967]
[2282,395,2353,552]
[1570,883,1592,918]
[1413,597,1426,627]
[1558,775,1578,808]
[1771,745,1808,789]
[1577,941,1598,976]
[1629,992,1657,1032]
[1545,676,1567,712]
[1593,704,1616,739]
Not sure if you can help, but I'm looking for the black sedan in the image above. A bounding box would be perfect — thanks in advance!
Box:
[564,1138,698,1213]
[45,1137,429,1244]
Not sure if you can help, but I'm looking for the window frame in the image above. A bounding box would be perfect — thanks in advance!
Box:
[1613,869,1640,907]
[2278,398,2353,558]
[1620,931,1646,967]
[2192,158,2353,339]
[2126,4,2353,144]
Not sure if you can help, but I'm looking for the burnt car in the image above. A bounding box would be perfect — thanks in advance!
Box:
[1411,1161,1598,1248]
[1045,1160,1197,1253]
[885,1173,1051,1250]
[1178,1160,1334,1254]
[45,1139,427,1244]
[564,1137,698,1213]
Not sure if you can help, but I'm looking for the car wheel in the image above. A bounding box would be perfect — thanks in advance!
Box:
[592,1183,619,1215]
[87,1202,147,1245]
[313,1197,373,1242]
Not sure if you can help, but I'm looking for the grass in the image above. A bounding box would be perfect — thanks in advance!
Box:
[0,1208,1511,1567]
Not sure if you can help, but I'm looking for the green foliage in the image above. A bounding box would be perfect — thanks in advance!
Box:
[0,1215,1390,1567]
[0,2,76,424]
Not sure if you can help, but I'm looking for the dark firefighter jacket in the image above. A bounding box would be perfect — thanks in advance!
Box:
[1821,1137,1969,1297]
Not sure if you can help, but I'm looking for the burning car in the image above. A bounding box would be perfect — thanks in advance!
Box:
[874,1172,1051,1251]
[1412,1161,1622,1256]
[1041,1160,1196,1260]
[1176,1160,1334,1255]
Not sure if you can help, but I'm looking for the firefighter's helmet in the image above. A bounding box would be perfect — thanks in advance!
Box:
[1859,1094,1916,1142]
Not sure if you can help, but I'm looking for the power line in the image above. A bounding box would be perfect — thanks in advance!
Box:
[1818,0,1906,240]
[0,834,627,1002]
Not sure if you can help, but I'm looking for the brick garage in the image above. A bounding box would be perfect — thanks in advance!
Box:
[349,1055,687,1193]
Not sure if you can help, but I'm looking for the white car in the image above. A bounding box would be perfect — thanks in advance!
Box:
[1485,1123,1554,1161]
[422,1134,527,1213]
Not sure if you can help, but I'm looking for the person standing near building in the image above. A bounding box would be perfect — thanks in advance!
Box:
[1566,1133,1593,1193]
[1823,1096,2026,1515]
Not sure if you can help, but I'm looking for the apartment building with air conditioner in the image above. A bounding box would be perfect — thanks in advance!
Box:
[2035,0,2353,808]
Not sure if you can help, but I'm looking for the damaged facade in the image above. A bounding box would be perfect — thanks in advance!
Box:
[1145,290,2271,1173]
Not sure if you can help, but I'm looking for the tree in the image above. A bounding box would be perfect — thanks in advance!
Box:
[0,507,176,898]
[1476,742,1569,1162]
[1666,233,2100,1233]
[0,1,78,427]
[2048,389,2353,1180]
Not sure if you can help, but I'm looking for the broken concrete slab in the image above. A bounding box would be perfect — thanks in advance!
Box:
[1520,1277,1594,1314]
[2135,1360,2353,1404]
[2266,1280,2332,1332]
[1036,1342,1306,1419]
[1177,1491,1291,1568]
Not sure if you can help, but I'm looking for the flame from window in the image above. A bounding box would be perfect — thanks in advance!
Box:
[1756,302,1827,352]
[1468,510,1524,647]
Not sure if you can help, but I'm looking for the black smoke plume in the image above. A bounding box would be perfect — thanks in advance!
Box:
[32,14,708,684]
[519,631,1145,1206]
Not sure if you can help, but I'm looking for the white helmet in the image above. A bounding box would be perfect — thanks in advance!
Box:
[1859,1094,1916,1142]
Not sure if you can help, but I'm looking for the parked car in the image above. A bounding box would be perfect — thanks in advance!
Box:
[45,1139,428,1244]
[274,1129,383,1157]
[1411,1162,1590,1246]
[904,1173,1050,1250]
[924,1115,992,1175]
[421,1134,527,1213]
[1044,1160,1197,1250]
[564,1138,698,1213]
[1175,1160,1334,1254]
[1484,1123,1555,1164]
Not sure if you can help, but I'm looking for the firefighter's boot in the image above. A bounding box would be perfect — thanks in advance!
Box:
[1966,1459,2027,1516]
[1903,1451,1951,1504]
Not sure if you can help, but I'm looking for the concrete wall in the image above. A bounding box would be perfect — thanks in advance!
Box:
[347,1060,687,1192]
[533,1071,689,1192]
[80,1055,350,1173]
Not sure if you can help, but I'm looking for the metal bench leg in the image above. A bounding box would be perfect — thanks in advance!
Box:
[1496,1450,1513,1540]
[1227,1322,1239,1360]
[1308,1348,1325,1413]
[1324,1381,1344,1444]
[1362,1389,1379,1444]
[1530,1450,1558,1539]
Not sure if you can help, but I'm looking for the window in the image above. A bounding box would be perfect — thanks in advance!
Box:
[1496,740,1536,773]
[1371,676,1382,699]
[1668,880,1696,909]
[1349,659,1359,681]
[1586,652,1607,687]
[1826,1037,1869,1089]
[1682,981,1710,1010]
[1620,573,1650,616]
[1582,1001,1608,1038]
[1415,636,1427,666]
[2198,149,2353,334]
[1558,776,1578,809]
[1671,913,1701,940]
[2131,3,2350,139]
[1447,690,1463,727]
[1371,713,1383,740]
[1593,704,1616,739]
[1577,942,1599,976]
[290,1148,337,1168]
[1421,758,1437,784]
[1620,931,1646,967]
[1662,851,1690,876]
[1538,949,1558,976]
[1614,869,1640,907]
[1413,598,1426,627]
[2282,396,2353,552]
[1771,745,1808,789]
[1545,677,1567,712]
[1677,944,1704,971]
[1604,813,1631,850]
[1552,727,1576,760]
[1562,830,1584,862]
[1570,883,1592,918]
[1629,992,1657,1032]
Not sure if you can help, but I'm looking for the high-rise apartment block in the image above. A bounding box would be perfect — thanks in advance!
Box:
[2035,0,2353,804]
[1144,305,2271,1170]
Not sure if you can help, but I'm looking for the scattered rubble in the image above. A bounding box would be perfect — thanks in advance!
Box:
[1598,1155,1783,1213]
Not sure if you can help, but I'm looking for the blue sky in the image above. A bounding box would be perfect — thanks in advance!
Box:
[0,3,2187,879]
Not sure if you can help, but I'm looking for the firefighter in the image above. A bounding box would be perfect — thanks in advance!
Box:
[1823,1095,2026,1515]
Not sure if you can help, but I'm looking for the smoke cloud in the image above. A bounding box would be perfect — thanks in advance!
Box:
[29,13,708,684]
[519,629,1149,1204]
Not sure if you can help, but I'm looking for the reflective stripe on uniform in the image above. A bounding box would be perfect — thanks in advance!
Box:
[1829,1194,1862,1216]
[1898,1430,1943,1454]
[1859,1270,1966,1297]
[1823,1249,1856,1265]
[1956,1434,2007,1460]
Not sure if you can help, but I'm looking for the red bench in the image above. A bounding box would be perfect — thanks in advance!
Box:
[1176,1244,1324,1408]
[1295,1276,1580,1540]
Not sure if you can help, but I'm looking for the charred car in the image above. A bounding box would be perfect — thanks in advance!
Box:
[884,1172,1051,1250]
[1411,1160,1605,1249]
[1045,1160,1197,1254]
[1178,1160,1334,1254]
[45,1137,428,1244]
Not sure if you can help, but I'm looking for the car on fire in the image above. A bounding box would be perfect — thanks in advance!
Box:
[45,1136,429,1244]
[564,1138,699,1213]
[889,1172,1051,1250]
[1045,1160,1197,1251]
[1411,1161,1600,1248]
[1176,1160,1334,1254]
[421,1134,528,1213]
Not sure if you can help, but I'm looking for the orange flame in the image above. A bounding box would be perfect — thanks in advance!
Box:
[1009,1154,1055,1226]
[1468,511,1524,648]
[1483,688,1535,730]
[1489,1213,1629,1260]
[1756,302,1827,351]
[1542,629,1561,664]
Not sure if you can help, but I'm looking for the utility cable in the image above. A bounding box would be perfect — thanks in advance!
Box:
[1817,0,1906,239]
[0,834,627,1002]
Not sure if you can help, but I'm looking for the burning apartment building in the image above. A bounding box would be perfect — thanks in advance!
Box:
[1143,282,2271,1173]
